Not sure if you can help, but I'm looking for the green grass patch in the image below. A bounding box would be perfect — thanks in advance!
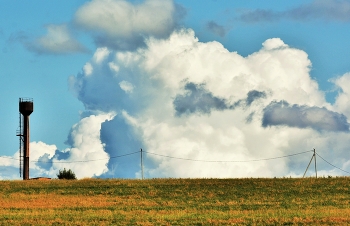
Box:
[0,177,349,225]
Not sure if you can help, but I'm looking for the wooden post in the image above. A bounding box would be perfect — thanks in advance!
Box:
[141,148,144,180]
[303,149,317,178]
[314,149,317,178]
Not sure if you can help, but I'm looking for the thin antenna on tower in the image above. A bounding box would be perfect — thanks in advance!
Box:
[140,148,144,180]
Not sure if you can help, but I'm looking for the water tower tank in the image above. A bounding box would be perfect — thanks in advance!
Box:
[19,101,33,116]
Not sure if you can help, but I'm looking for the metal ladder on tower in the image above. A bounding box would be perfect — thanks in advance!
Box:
[16,111,24,177]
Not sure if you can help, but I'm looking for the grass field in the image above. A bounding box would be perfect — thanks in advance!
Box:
[0,177,349,225]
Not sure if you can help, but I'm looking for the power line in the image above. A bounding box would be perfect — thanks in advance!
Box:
[2,150,349,176]
[315,152,350,175]
[34,151,140,163]
[0,150,311,163]
[109,151,140,160]
[144,150,312,162]
[0,151,140,163]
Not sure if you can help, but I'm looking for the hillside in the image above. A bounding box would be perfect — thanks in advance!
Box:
[0,178,349,225]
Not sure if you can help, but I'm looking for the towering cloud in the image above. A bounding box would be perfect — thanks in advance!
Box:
[62,29,350,178]
[50,113,115,178]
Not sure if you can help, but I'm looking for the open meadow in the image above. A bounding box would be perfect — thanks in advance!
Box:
[0,178,349,225]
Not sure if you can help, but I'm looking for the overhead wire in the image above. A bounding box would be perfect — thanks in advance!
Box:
[32,151,141,163]
[1,150,349,175]
[315,152,350,175]
[0,151,140,163]
[0,150,311,163]
[143,150,312,162]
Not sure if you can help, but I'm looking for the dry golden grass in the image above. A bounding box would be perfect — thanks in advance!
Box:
[0,178,349,225]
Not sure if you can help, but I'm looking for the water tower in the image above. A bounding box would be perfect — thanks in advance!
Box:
[17,98,34,180]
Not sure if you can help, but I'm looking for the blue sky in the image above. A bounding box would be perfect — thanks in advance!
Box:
[1,0,350,179]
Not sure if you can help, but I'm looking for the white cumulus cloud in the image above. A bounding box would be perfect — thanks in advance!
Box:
[48,113,115,178]
[74,0,178,50]
[119,81,134,93]
[65,28,350,178]
[333,73,350,118]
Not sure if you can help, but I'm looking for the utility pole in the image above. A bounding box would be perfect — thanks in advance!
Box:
[140,148,144,180]
[303,148,317,178]
[314,148,317,178]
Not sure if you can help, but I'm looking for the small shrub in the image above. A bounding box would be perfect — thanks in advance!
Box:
[57,168,77,180]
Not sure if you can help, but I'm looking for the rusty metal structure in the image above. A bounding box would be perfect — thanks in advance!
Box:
[17,98,34,180]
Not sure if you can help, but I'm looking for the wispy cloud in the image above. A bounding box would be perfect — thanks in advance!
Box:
[28,24,88,55]
[205,20,226,37]
[239,0,350,23]
[8,31,28,44]
[10,24,88,55]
